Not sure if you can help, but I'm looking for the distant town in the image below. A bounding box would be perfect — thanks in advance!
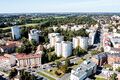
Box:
[0,13,120,80]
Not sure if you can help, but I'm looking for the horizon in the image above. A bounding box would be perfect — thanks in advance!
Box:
[0,0,120,13]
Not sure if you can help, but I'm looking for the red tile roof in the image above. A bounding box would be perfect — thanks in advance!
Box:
[0,43,16,49]
[0,56,9,61]
[111,48,120,52]
[6,41,22,47]
[15,53,41,60]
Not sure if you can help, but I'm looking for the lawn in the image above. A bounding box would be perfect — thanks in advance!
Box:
[95,75,107,80]
[45,67,64,78]
[71,58,84,69]
[95,77,106,80]
[38,72,56,80]
[1,23,38,30]
[103,64,113,70]
[44,57,84,79]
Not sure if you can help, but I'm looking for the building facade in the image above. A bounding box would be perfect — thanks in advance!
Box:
[80,37,88,50]
[92,53,107,66]
[72,36,88,50]
[70,60,97,80]
[15,53,41,68]
[48,33,64,47]
[107,53,120,65]
[72,37,79,49]
[28,29,41,43]
[62,41,72,58]
[55,41,72,58]
[89,32,96,45]
[11,26,21,40]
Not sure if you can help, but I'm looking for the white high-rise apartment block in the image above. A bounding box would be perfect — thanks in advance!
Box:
[80,37,88,50]
[55,41,72,58]
[48,33,64,47]
[28,29,41,43]
[11,26,21,40]
[72,37,81,48]
[89,32,96,45]
[55,41,62,57]
[62,41,72,58]
[72,36,88,50]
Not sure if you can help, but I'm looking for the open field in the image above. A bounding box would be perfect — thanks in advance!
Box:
[37,71,56,80]
[1,23,38,30]
[95,75,107,80]
[45,67,64,78]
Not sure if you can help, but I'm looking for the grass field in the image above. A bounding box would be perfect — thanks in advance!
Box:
[38,72,56,80]
[71,58,84,69]
[95,75,107,80]
[95,77,106,80]
[1,23,38,30]
[45,67,64,78]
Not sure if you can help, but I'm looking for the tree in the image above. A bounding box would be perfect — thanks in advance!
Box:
[9,68,18,79]
[16,40,34,54]
[30,39,38,51]
[19,69,37,80]
[56,61,61,68]
[48,54,53,62]
[110,73,117,80]
[73,47,86,57]
[73,47,79,56]
[21,27,28,38]
[100,47,104,52]
[48,53,57,62]
[47,47,55,52]
[21,37,28,43]
[16,47,23,53]
[30,39,37,46]
[60,65,68,73]
[91,50,100,55]
[0,29,2,33]
[116,67,120,72]
[65,59,71,67]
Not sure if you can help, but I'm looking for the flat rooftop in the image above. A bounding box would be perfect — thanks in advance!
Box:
[72,60,96,78]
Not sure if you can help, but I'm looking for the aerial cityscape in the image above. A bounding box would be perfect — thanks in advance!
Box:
[0,0,120,80]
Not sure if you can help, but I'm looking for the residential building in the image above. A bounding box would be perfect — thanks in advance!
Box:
[48,33,64,47]
[55,41,72,58]
[35,45,44,54]
[72,37,80,49]
[55,41,62,57]
[11,26,21,40]
[103,32,120,52]
[89,32,96,45]
[110,48,120,53]
[6,40,23,47]
[62,41,72,58]
[0,43,16,53]
[80,37,88,50]
[28,29,41,43]
[72,36,88,50]
[70,60,97,80]
[92,53,107,66]
[0,54,16,68]
[15,53,41,68]
[107,53,120,65]
[0,39,6,46]
[71,25,83,31]
[48,33,60,39]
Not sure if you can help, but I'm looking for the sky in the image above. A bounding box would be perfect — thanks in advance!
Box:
[0,0,120,13]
